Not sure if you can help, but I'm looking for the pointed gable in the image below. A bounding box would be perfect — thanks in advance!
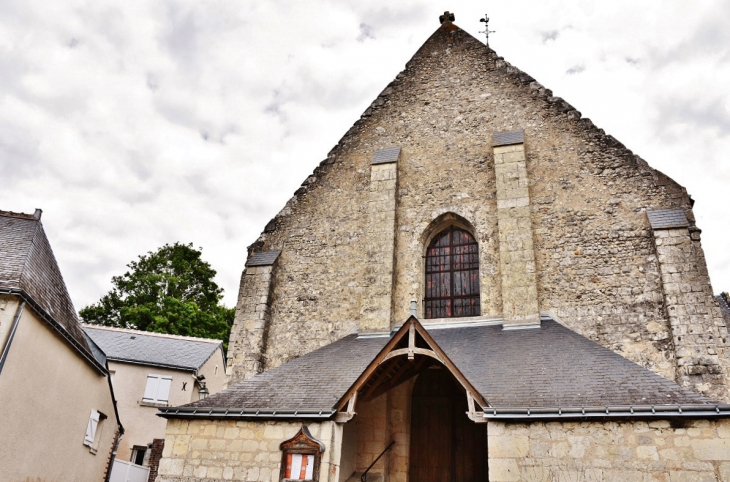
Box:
[0,210,94,363]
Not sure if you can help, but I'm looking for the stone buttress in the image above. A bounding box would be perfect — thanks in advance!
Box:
[359,147,401,333]
[226,251,280,384]
[493,130,540,327]
[648,209,730,400]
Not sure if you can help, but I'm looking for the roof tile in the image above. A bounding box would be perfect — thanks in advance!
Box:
[647,210,689,230]
[84,325,222,371]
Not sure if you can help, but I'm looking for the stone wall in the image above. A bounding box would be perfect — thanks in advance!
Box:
[488,419,730,481]
[228,264,276,383]
[493,141,539,325]
[227,21,729,398]
[343,380,413,482]
[360,160,399,333]
[654,227,730,401]
[157,420,342,482]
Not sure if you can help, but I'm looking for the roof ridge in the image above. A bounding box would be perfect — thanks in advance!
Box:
[0,209,39,220]
[81,323,222,343]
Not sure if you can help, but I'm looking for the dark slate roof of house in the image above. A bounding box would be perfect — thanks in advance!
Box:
[0,211,93,357]
[169,319,709,416]
[83,325,222,371]
[646,209,689,230]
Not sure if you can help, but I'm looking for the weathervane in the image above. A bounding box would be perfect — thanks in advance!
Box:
[479,14,495,47]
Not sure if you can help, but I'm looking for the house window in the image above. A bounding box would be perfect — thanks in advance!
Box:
[83,409,107,454]
[279,426,325,482]
[143,374,172,404]
[131,445,147,466]
[284,454,315,480]
[424,226,480,318]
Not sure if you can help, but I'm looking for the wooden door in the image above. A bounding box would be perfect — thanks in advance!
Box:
[409,369,487,482]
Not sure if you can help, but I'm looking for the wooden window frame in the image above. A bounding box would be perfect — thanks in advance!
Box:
[424,226,481,319]
[279,426,325,482]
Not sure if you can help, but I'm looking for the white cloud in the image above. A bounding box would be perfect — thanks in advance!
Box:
[1,0,728,310]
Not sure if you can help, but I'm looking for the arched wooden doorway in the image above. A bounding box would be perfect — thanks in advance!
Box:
[409,367,487,482]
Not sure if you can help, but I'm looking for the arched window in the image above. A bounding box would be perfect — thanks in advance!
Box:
[425,226,480,319]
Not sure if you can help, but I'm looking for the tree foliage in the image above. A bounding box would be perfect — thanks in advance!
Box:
[80,243,234,350]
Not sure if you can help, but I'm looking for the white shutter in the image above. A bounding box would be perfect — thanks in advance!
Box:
[143,376,159,401]
[84,410,99,446]
[156,376,172,403]
[290,454,302,480]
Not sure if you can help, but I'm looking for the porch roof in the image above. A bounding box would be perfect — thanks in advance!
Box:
[159,318,715,420]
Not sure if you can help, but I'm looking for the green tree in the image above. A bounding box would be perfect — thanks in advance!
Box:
[80,243,235,351]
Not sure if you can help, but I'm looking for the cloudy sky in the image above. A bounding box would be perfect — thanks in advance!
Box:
[1,1,729,309]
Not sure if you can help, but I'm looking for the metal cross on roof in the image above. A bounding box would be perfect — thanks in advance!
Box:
[479,14,495,47]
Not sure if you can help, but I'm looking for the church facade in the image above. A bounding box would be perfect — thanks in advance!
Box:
[156,13,730,482]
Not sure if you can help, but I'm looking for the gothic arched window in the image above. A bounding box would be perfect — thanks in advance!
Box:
[425,226,480,319]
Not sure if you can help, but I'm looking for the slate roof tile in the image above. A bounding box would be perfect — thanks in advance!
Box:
[371,146,401,165]
[493,129,524,147]
[83,325,222,371]
[246,251,281,267]
[647,210,689,230]
[0,211,91,356]
[178,319,709,413]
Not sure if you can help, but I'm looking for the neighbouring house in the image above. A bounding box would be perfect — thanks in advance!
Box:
[155,12,730,482]
[84,325,226,472]
[0,209,123,481]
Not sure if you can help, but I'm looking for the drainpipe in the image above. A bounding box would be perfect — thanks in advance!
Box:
[104,431,123,482]
[0,301,25,376]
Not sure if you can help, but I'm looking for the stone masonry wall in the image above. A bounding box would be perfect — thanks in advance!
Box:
[227,264,276,384]
[345,380,413,482]
[488,419,730,481]
[360,161,398,333]
[157,420,342,482]
[494,142,539,325]
[654,227,730,401]
[227,21,729,397]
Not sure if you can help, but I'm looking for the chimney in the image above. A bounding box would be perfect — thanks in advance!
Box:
[33,209,42,220]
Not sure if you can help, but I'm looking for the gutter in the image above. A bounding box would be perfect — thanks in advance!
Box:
[0,301,25,376]
[0,288,107,375]
[483,404,730,421]
[157,407,337,420]
[105,357,199,372]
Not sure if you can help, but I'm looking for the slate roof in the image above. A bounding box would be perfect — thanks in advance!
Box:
[179,334,387,412]
[493,129,525,147]
[246,251,281,267]
[84,325,222,371]
[0,210,93,358]
[371,146,401,165]
[166,319,709,417]
[646,209,689,230]
[429,320,708,407]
